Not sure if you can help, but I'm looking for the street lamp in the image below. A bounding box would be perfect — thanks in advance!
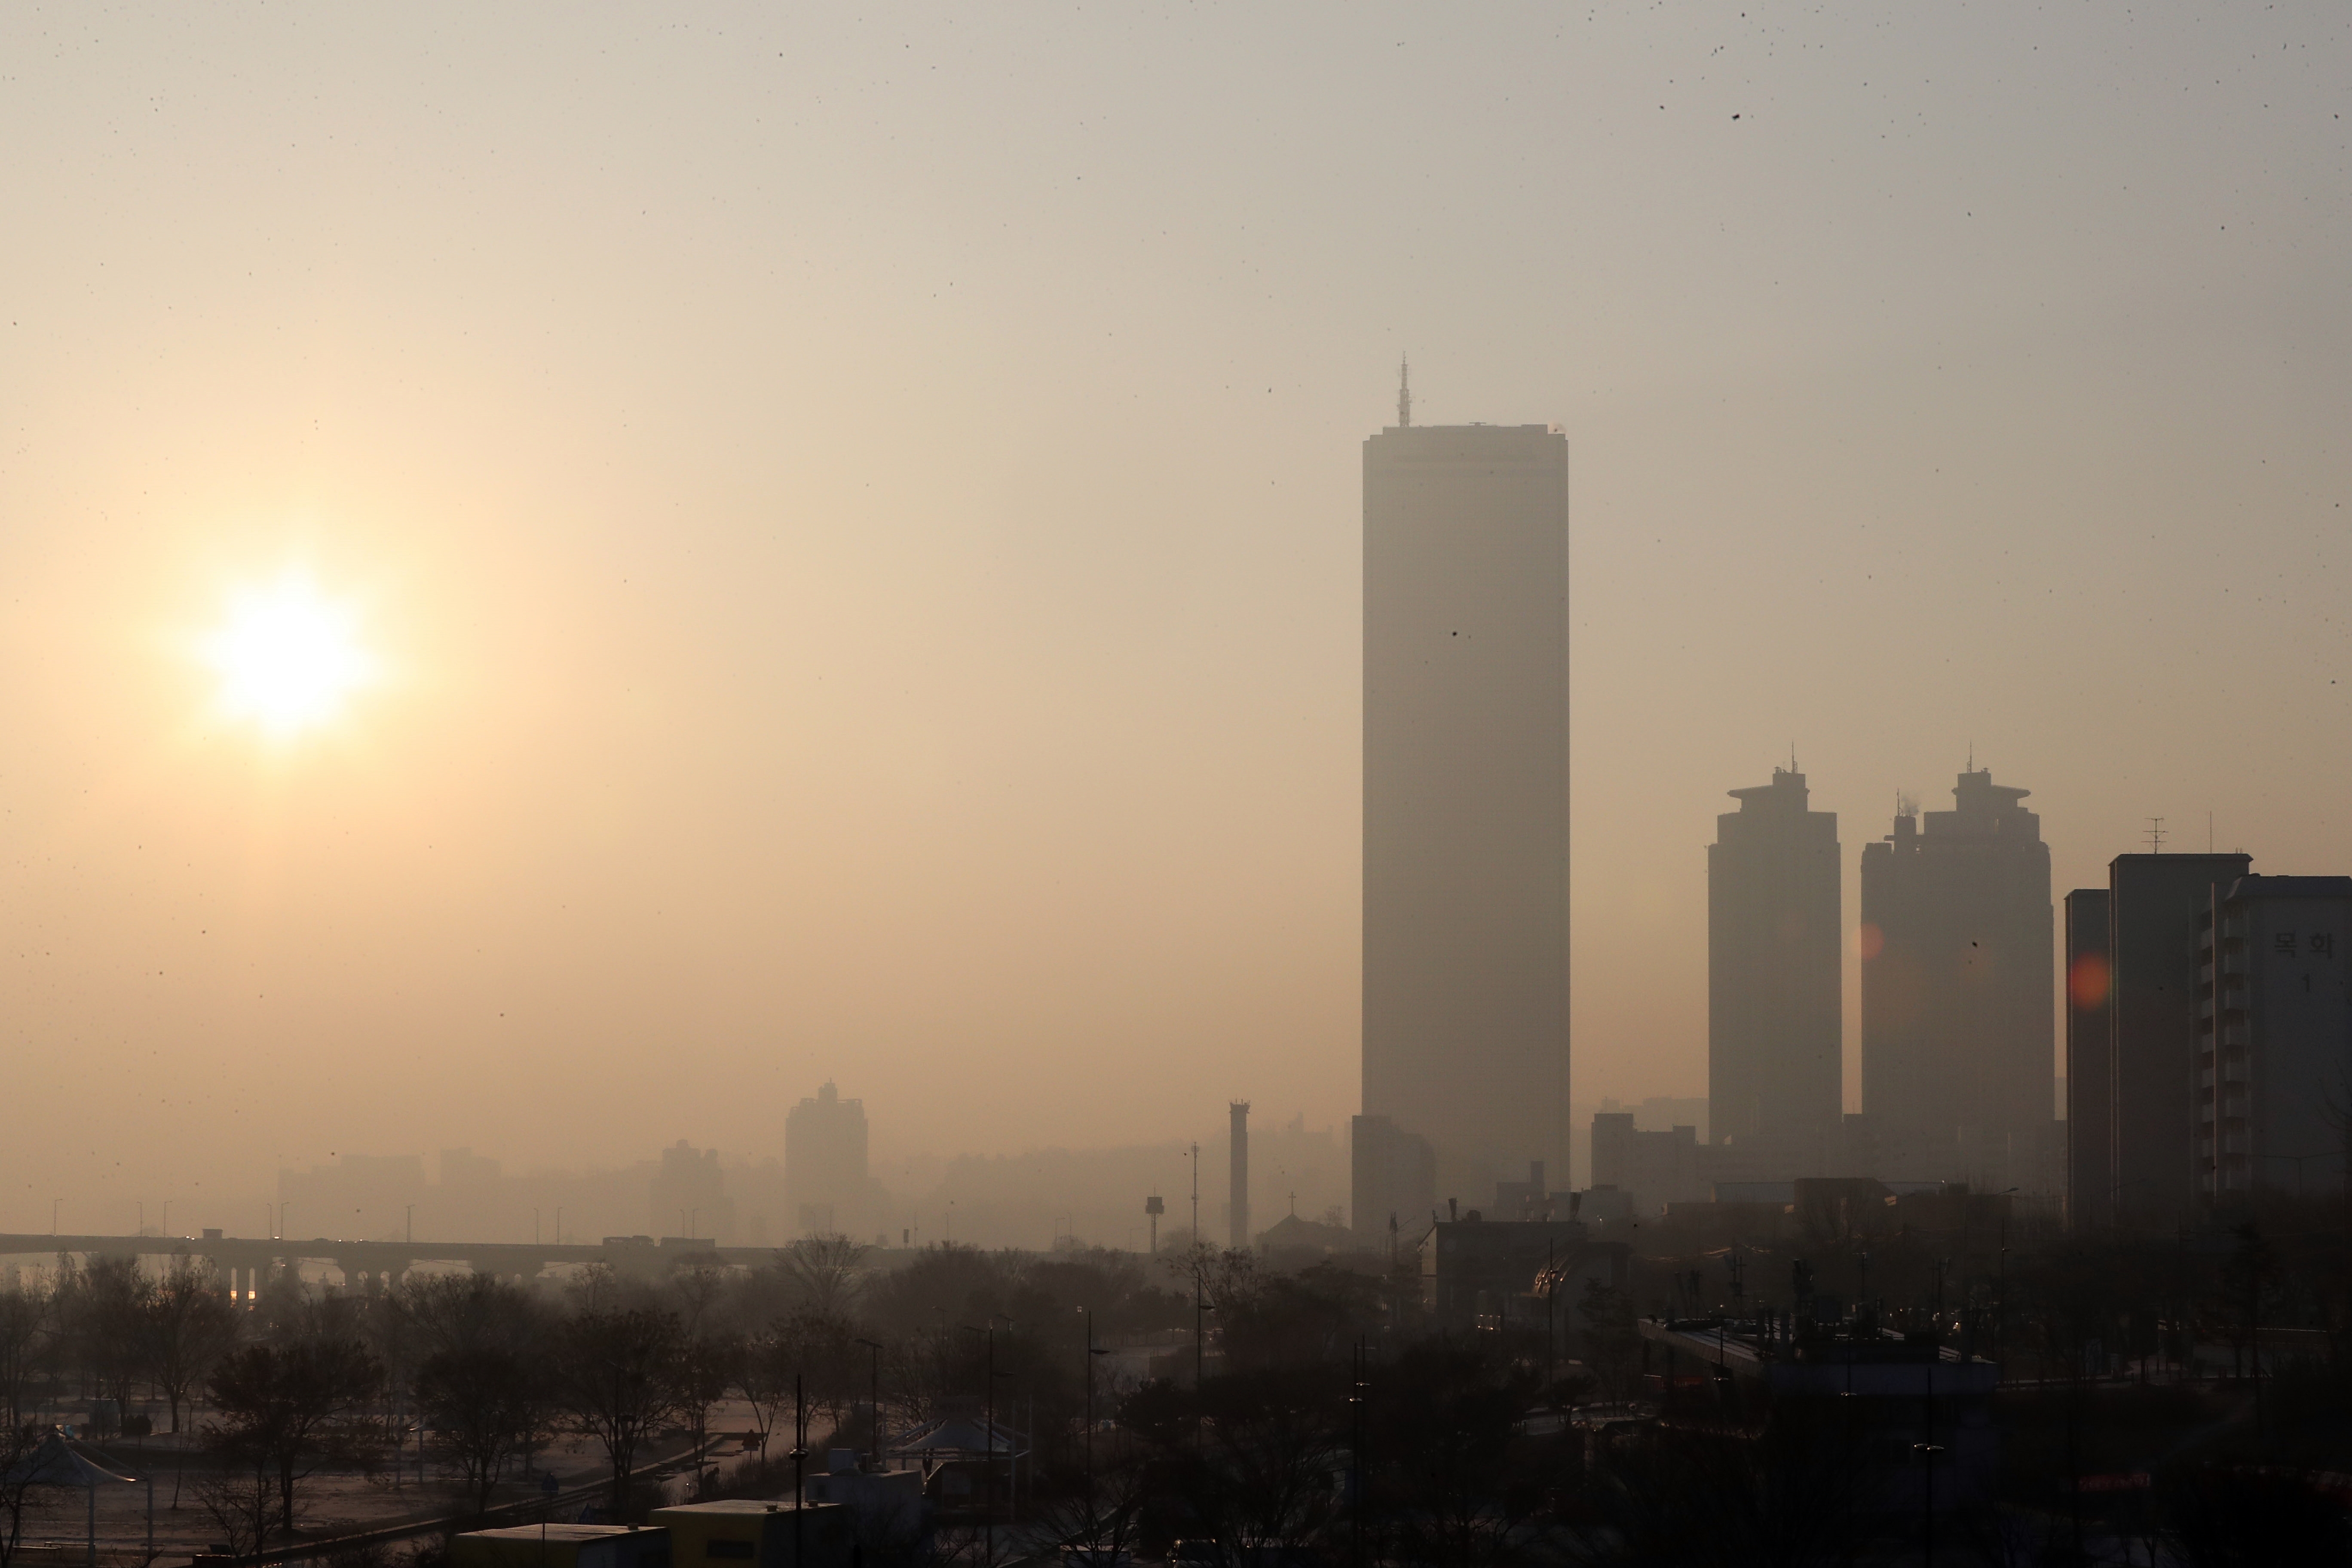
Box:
[1078,1307,1110,1541]
[853,1338,884,1470]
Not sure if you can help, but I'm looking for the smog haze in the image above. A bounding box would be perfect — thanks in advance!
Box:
[3,3,2347,1234]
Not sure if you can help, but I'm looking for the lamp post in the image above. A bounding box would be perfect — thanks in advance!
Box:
[1078,1307,1109,1540]
[854,1338,883,1470]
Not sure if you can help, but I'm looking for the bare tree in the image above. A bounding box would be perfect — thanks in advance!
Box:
[393,1274,538,1361]
[669,1265,735,1338]
[734,1328,797,1461]
[205,1333,386,1546]
[138,1256,240,1435]
[416,1344,549,1519]
[672,1331,742,1490]
[0,1289,50,1431]
[59,1256,147,1432]
[0,1420,57,1568]
[189,1449,278,1566]
[777,1235,868,1319]
[553,1307,683,1518]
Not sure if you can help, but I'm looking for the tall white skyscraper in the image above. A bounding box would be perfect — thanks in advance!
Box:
[1359,403,1569,1210]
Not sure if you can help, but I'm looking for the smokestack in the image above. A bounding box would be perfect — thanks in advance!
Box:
[1228,1101,1251,1250]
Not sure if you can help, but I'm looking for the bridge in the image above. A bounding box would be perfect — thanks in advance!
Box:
[0,1233,779,1298]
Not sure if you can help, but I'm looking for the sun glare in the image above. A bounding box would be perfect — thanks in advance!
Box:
[203,574,377,737]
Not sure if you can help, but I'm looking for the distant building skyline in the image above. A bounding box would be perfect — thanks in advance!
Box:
[1359,416,1570,1207]
[649,1139,733,1243]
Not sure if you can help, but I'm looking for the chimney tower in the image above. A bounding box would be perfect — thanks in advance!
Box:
[1228,1102,1251,1250]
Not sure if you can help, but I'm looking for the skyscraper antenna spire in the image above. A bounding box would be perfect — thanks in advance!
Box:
[1397,355,1412,428]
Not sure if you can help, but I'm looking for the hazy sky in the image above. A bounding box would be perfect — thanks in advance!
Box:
[3,3,2346,1233]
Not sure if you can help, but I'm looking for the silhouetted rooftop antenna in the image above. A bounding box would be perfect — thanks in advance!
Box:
[1398,355,1412,428]
[2146,817,2167,854]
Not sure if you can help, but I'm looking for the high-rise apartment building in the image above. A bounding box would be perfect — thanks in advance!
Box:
[2196,876,2350,1204]
[784,1081,870,1235]
[2062,888,2112,1229]
[1708,768,1841,1161]
[2102,854,2250,1226]
[1859,769,2055,1188]
[1360,409,1569,1204]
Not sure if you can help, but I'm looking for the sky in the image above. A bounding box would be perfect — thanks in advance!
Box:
[2,2,2347,1235]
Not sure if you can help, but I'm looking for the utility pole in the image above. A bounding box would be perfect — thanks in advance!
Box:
[1914,1360,1941,1568]
[961,1324,1003,1567]
[1079,1307,1108,1542]
[1543,1240,1556,1398]
[1349,1337,1368,1568]
[985,1328,996,1568]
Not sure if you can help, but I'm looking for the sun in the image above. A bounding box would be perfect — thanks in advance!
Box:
[202,573,377,736]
